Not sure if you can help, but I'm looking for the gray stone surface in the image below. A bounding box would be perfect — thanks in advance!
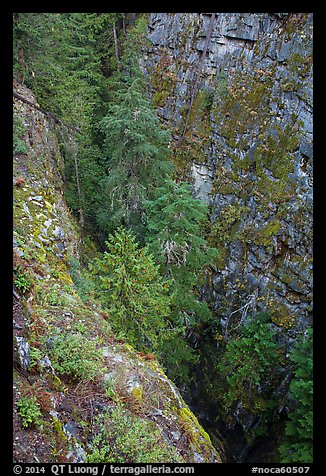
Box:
[143,12,312,331]
[15,336,30,370]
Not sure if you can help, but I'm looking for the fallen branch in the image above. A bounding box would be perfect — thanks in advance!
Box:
[13,289,20,301]
[13,91,81,135]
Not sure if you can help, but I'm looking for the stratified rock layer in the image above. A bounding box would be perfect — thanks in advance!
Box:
[142,13,313,341]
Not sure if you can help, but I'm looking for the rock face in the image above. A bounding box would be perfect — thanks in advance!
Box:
[142,13,312,459]
[142,12,313,340]
[13,83,222,463]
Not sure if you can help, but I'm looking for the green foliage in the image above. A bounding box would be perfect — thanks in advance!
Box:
[69,255,96,303]
[47,332,104,381]
[14,267,32,293]
[13,13,313,464]
[46,287,66,306]
[13,13,115,235]
[13,13,48,85]
[201,88,215,110]
[62,139,107,232]
[279,329,313,463]
[145,179,217,327]
[98,33,173,239]
[156,330,200,384]
[89,227,171,350]
[17,395,42,428]
[144,179,217,383]
[13,13,170,240]
[14,14,103,119]
[103,377,120,402]
[86,405,184,463]
[13,114,28,155]
[29,346,43,370]
[217,313,281,411]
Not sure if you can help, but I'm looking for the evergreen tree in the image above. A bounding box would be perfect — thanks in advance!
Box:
[13,13,111,233]
[145,179,217,327]
[217,313,281,411]
[279,328,313,463]
[13,13,57,89]
[144,179,217,384]
[49,13,108,231]
[98,23,172,239]
[89,227,171,350]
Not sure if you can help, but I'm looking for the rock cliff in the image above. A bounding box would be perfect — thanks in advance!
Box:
[143,11,312,344]
[13,81,222,463]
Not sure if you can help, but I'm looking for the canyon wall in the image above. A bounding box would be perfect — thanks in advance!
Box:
[142,12,313,343]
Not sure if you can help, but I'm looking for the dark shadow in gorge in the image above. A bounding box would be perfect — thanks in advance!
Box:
[179,331,286,463]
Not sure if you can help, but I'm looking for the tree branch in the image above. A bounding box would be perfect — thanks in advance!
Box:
[13,91,82,135]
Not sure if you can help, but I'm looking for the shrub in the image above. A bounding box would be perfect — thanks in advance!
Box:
[17,395,42,428]
[86,405,184,463]
[13,114,28,155]
[14,268,32,293]
[202,88,214,110]
[29,346,43,370]
[47,332,104,381]
[279,328,313,463]
[47,287,67,306]
[69,255,96,303]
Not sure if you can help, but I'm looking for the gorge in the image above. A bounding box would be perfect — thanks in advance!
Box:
[13,12,313,465]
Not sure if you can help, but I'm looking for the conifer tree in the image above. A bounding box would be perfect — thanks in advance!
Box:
[89,227,171,350]
[13,13,112,233]
[279,328,313,463]
[144,179,218,383]
[145,179,217,327]
[13,13,56,88]
[98,24,172,239]
[216,313,281,410]
[50,13,108,232]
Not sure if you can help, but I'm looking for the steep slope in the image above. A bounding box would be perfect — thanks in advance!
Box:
[13,81,222,464]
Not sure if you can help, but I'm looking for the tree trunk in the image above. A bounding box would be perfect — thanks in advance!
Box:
[122,14,127,36]
[113,21,119,63]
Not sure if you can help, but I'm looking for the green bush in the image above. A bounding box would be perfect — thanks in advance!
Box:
[17,395,42,428]
[279,329,313,463]
[202,88,214,110]
[216,313,281,411]
[69,255,96,303]
[86,405,184,463]
[29,346,43,370]
[48,332,104,381]
[14,268,32,293]
[47,289,66,306]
